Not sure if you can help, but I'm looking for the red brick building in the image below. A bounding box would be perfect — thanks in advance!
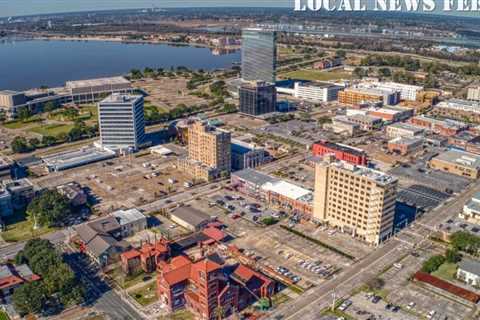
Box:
[156,255,239,320]
[312,140,367,166]
[231,264,275,309]
[121,239,170,275]
[408,116,468,137]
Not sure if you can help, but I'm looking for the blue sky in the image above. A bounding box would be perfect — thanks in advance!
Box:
[0,0,475,18]
[1,0,290,17]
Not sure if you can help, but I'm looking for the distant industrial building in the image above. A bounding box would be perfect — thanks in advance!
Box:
[231,139,268,171]
[367,106,414,122]
[429,150,480,179]
[241,28,277,83]
[313,156,397,245]
[293,82,343,103]
[386,123,425,139]
[0,76,133,119]
[338,86,401,106]
[239,81,276,116]
[98,94,145,152]
[42,146,116,172]
[311,140,367,166]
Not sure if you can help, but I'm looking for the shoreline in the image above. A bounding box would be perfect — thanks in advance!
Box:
[3,34,241,51]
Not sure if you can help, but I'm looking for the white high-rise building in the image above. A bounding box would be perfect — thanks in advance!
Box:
[98,94,145,151]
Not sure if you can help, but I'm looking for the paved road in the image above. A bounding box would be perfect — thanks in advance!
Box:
[0,229,68,261]
[269,180,480,319]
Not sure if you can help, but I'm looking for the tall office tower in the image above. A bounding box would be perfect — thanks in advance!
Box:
[239,81,276,116]
[241,28,277,83]
[188,121,231,173]
[98,94,145,151]
[313,156,397,245]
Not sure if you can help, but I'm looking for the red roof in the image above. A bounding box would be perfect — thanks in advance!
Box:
[0,275,24,290]
[414,272,480,303]
[202,227,226,242]
[233,264,272,287]
[159,256,192,286]
[121,249,141,260]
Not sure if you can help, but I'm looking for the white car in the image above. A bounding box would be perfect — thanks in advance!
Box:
[406,302,416,310]
[426,310,436,319]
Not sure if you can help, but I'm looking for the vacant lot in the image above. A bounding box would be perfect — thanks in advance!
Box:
[280,69,352,81]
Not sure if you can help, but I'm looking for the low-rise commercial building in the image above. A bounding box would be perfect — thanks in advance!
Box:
[112,208,148,238]
[429,150,480,179]
[293,82,343,103]
[230,169,279,200]
[170,206,214,232]
[327,117,361,136]
[313,156,397,245]
[457,259,480,287]
[57,182,87,207]
[386,123,424,139]
[313,57,342,70]
[343,114,383,131]
[409,115,468,137]
[460,192,480,224]
[231,139,268,171]
[312,140,368,166]
[262,180,313,217]
[42,146,116,172]
[361,81,423,101]
[338,86,400,106]
[367,106,414,122]
[387,137,423,155]
[433,99,480,123]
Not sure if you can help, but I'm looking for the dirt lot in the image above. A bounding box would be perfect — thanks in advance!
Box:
[216,113,269,131]
[133,78,208,110]
[31,145,193,213]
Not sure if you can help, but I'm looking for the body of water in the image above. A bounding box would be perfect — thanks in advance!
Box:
[0,39,240,91]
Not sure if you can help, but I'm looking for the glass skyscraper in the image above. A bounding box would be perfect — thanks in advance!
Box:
[241,28,277,83]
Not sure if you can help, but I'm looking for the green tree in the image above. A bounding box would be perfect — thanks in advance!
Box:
[335,49,347,58]
[445,248,461,263]
[17,107,31,121]
[43,101,57,113]
[26,190,71,227]
[421,255,446,273]
[450,231,480,256]
[28,138,40,148]
[11,136,31,153]
[41,135,57,146]
[12,282,47,316]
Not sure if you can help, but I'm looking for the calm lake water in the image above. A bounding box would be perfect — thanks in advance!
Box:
[0,39,240,91]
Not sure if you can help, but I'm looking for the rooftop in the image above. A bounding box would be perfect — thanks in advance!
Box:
[389,136,424,146]
[112,208,146,226]
[262,180,313,203]
[171,206,213,228]
[232,168,280,186]
[388,122,424,133]
[66,76,131,89]
[331,161,397,185]
[433,150,480,169]
[458,258,480,276]
[100,93,143,104]
[231,139,263,154]
[42,146,116,171]
[314,140,366,157]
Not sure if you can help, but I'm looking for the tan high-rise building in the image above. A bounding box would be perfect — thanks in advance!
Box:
[313,156,397,245]
[177,121,231,181]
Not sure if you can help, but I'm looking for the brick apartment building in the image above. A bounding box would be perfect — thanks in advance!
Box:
[121,239,171,275]
[312,140,368,166]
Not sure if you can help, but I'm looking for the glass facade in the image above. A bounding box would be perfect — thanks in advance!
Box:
[241,28,277,83]
[239,82,276,116]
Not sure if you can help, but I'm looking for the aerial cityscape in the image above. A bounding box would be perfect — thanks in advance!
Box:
[1,4,480,320]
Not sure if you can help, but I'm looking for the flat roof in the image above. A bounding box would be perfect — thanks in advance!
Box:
[171,206,212,227]
[232,169,279,186]
[433,150,480,169]
[66,76,131,89]
[315,140,366,157]
[100,93,142,104]
[331,161,397,185]
[42,146,116,171]
[388,123,424,133]
[458,258,480,276]
[262,180,312,202]
[112,208,146,226]
[389,136,423,145]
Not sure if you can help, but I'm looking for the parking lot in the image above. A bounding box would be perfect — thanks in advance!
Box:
[258,119,336,146]
[346,293,417,320]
